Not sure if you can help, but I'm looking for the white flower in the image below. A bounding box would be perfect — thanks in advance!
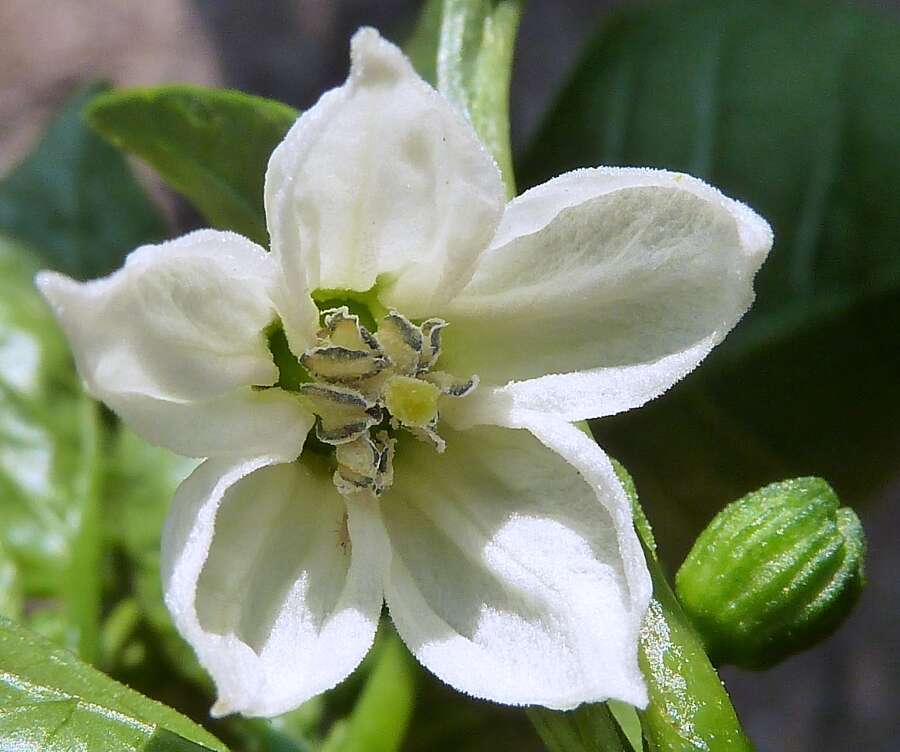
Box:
[37,28,772,718]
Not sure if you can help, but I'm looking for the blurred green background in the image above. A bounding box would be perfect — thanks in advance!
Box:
[1,1,898,750]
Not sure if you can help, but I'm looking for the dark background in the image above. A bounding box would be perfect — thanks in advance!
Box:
[1,2,897,750]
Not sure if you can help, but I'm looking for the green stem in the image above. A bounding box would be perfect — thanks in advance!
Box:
[528,705,633,752]
[607,462,754,752]
[64,395,103,664]
[436,0,523,197]
[468,1,521,197]
[637,542,755,752]
[320,632,416,752]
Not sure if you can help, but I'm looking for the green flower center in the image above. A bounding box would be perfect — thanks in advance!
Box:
[269,302,477,497]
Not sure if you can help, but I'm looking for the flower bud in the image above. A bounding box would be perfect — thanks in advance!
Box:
[675,477,865,669]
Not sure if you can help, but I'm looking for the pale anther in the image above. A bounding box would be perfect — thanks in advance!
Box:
[297,382,382,444]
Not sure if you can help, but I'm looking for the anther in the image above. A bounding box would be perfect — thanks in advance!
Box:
[296,305,477,497]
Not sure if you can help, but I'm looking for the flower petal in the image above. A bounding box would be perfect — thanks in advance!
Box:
[162,456,390,717]
[37,229,310,459]
[440,167,773,423]
[107,389,314,460]
[265,27,505,316]
[382,421,650,709]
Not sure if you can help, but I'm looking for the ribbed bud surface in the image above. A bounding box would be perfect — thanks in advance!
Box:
[676,477,865,669]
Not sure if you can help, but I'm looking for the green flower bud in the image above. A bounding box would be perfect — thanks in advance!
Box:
[676,477,865,670]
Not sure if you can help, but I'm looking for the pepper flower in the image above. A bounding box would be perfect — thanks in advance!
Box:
[37,29,772,717]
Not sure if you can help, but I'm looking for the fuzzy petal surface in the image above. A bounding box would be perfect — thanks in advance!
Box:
[161,456,390,717]
[440,168,773,424]
[265,28,505,320]
[382,422,650,709]
[37,229,311,459]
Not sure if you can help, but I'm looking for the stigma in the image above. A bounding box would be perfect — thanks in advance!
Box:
[297,307,477,497]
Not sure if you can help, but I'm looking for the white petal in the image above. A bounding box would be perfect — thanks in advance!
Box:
[109,388,313,460]
[37,229,310,459]
[382,421,650,709]
[440,167,773,423]
[162,456,390,717]
[265,27,505,316]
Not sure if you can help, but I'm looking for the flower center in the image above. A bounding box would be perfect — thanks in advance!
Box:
[289,306,477,497]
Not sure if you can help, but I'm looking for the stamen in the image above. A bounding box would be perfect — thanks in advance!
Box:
[333,430,397,496]
[294,304,477,497]
[422,370,479,397]
[418,318,447,372]
[333,465,374,496]
[404,418,447,453]
[300,345,389,382]
[376,311,422,375]
[321,307,380,351]
[334,435,379,495]
[371,430,396,493]
[335,434,378,476]
[298,383,382,444]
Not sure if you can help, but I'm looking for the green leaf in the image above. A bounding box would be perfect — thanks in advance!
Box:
[0,84,166,279]
[409,0,523,196]
[0,235,104,660]
[523,0,900,533]
[0,616,227,752]
[321,634,416,752]
[86,85,299,246]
